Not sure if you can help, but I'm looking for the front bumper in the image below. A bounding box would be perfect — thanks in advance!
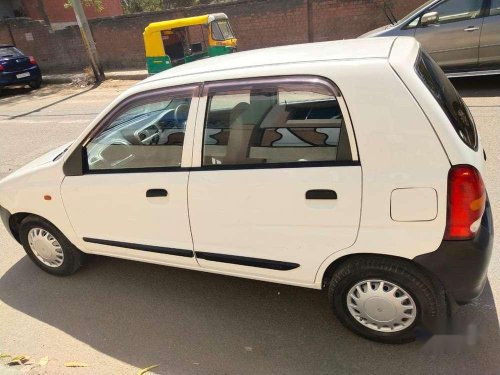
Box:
[0,65,41,87]
[414,199,493,304]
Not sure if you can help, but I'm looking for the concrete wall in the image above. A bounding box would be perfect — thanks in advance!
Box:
[0,0,425,73]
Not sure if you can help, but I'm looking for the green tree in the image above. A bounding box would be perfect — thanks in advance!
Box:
[64,0,104,12]
[64,0,230,15]
[121,0,164,13]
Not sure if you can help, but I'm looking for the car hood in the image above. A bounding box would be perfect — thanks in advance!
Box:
[0,141,72,184]
[359,24,393,38]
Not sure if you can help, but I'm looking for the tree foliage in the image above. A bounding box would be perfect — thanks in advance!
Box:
[64,0,105,12]
[63,0,230,14]
[121,0,164,13]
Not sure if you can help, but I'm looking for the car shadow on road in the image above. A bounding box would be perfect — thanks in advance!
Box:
[0,83,101,118]
[0,84,66,101]
[1,255,499,374]
[453,75,500,98]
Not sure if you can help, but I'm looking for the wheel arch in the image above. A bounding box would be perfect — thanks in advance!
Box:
[8,212,58,244]
[320,253,445,294]
[8,212,32,243]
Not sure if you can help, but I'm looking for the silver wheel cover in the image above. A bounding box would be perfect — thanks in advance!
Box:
[347,279,417,332]
[28,228,64,268]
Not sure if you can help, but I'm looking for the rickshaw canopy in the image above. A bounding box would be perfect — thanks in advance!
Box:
[143,13,230,57]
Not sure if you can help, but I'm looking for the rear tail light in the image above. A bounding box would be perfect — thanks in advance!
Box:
[444,165,486,240]
[29,56,37,65]
[0,64,4,72]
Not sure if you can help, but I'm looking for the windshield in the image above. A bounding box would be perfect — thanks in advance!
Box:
[396,0,436,25]
[211,20,235,41]
[0,47,23,58]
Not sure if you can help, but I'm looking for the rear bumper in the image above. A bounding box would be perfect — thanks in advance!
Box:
[0,65,41,87]
[414,199,494,304]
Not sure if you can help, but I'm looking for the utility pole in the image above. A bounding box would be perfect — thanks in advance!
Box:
[71,0,105,82]
[37,0,51,27]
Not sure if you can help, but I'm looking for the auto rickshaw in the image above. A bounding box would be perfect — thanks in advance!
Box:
[143,13,237,74]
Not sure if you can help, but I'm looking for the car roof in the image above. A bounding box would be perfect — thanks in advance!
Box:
[143,37,399,85]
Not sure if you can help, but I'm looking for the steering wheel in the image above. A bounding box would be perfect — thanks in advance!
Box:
[174,104,190,125]
[93,139,134,169]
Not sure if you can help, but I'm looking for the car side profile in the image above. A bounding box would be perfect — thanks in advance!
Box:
[361,0,500,77]
[0,37,493,343]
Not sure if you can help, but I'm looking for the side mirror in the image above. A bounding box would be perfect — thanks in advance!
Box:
[421,11,439,26]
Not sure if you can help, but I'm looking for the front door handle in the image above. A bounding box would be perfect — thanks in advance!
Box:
[146,189,168,198]
[464,26,479,32]
[306,189,337,200]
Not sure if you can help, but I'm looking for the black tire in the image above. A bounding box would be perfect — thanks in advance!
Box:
[29,78,42,89]
[328,256,447,344]
[19,215,84,276]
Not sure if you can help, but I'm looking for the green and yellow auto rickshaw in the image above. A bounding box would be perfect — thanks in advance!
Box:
[143,13,237,74]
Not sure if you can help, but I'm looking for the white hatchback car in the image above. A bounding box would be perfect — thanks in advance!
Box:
[0,37,493,343]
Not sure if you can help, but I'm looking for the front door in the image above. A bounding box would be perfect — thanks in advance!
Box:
[414,0,484,70]
[61,86,199,267]
[188,77,362,285]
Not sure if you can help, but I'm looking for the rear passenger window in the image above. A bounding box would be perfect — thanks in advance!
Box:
[416,51,478,150]
[202,79,352,167]
[430,0,482,23]
[489,0,500,16]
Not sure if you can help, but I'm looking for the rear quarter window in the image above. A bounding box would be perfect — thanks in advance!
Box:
[416,51,478,150]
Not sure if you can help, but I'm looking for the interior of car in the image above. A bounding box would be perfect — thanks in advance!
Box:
[84,84,353,172]
[86,97,190,171]
[203,88,351,166]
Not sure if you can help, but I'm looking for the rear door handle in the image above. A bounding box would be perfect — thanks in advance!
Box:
[306,189,337,200]
[146,189,168,198]
[464,26,479,32]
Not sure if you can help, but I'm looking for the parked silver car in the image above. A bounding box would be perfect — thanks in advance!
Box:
[361,0,500,77]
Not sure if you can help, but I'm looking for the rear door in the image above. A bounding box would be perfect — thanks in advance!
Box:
[188,76,362,284]
[479,0,500,67]
[414,0,485,70]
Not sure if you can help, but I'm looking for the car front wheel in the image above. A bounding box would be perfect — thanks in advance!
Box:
[19,215,84,276]
[328,256,447,344]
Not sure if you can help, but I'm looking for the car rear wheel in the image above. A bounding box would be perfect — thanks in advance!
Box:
[29,78,42,89]
[328,256,447,344]
[19,215,84,276]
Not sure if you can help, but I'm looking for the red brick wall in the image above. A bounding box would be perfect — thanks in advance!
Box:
[1,18,87,72]
[0,0,426,73]
[21,0,123,23]
[0,23,14,45]
[311,0,420,41]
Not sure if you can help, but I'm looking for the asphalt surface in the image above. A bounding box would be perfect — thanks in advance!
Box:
[0,77,499,375]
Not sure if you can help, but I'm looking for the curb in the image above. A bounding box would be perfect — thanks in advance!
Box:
[106,72,148,81]
[42,71,148,84]
[42,75,74,84]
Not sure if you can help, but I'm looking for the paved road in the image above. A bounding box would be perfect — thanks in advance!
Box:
[0,78,499,375]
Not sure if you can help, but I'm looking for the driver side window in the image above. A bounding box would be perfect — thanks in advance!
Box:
[431,0,483,24]
[85,92,192,172]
